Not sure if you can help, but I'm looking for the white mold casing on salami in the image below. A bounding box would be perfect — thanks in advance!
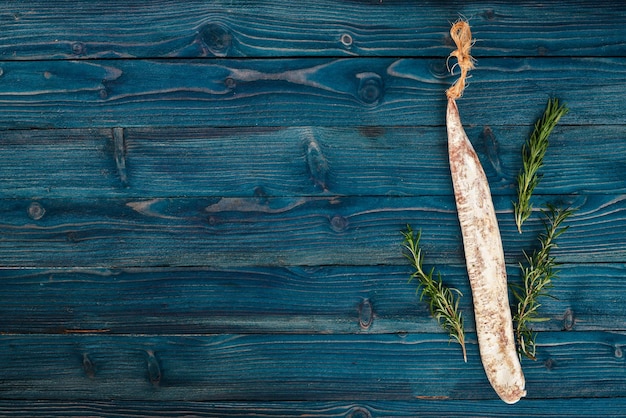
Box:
[446,97,526,404]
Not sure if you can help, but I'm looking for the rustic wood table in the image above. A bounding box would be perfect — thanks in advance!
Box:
[1,1,625,416]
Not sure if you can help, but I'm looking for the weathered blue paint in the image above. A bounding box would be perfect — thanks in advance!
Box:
[0,58,624,128]
[0,0,625,415]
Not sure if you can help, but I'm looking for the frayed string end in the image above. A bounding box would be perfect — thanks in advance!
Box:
[446,20,475,99]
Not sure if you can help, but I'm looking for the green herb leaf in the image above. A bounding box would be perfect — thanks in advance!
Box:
[514,99,569,233]
[402,225,467,362]
[512,206,573,360]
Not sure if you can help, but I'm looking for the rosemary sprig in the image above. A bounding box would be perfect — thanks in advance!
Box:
[512,206,573,360]
[514,99,569,233]
[402,225,467,362]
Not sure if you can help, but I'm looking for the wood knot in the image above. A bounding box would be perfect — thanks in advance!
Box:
[340,33,353,47]
[483,9,497,21]
[348,407,372,418]
[27,202,46,220]
[112,127,128,187]
[304,132,329,191]
[200,23,233,56]
[254,186,269,204]
[146,350,162,386]
[330,215,348,232]
[224,77,236,89]
[562,308,575,331]
[82,353,96,378]
[429,60,449,78]
[480,126,502,175]
[358,126,385,139]
[544,357,556,371]
[357,72,384,105]
[358,298,374,330]
[71,42,86,55]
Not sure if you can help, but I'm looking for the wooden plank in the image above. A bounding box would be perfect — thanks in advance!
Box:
[1,125,623,199]
[0,264,623,335]
[0,128,121,197]
[0,332,624,401]
[124,125,626,197]
[0,194,619,267]
[0,58,624,129]
[0,0,621,414]
[1,398,626,418]
[1,1,624,59]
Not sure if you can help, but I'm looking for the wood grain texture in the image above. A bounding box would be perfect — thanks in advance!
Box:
[1,125,623,199]
[0,264,623,335]
[1,0,625,414]
[1,399,626,418]
[0,194,621,267]
[1,1,624,59]
[0,58,624,128]
[0,332,624,402]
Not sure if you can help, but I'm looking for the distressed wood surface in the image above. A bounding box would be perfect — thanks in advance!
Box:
[1,399,626,418]
[0,56,626,129]
[0,194,623,267]
[1,0,625,415]
[0,332,625,402]
[0,58,624,128]
[0,264,623,335]
[0,125,624,199]
[1,0,624,59]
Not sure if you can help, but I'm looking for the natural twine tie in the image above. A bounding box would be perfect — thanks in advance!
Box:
[446,20,475,99]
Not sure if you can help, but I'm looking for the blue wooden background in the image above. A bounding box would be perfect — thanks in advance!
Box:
[1,0,625,416]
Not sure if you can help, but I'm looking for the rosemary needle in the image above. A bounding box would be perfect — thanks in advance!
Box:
[512,206,573,360]
[514,99,569,233]
[402,225,467,362]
